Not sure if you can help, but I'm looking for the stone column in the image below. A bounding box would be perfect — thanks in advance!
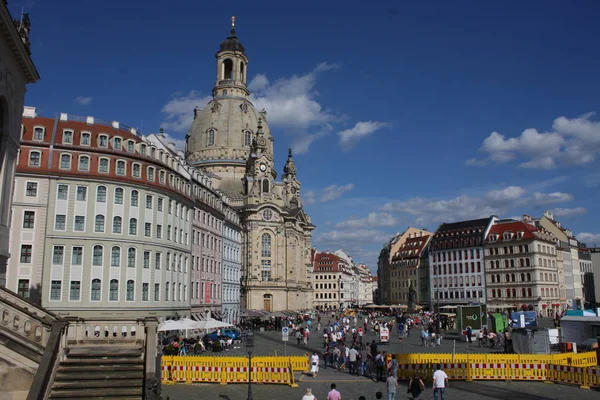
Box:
[144,317,160,397]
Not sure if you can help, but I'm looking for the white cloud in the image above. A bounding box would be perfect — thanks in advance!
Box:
[381,186,574,226]
[335,212,398,229]
[550,207,587,217]
[321,184,355,202]
[161,90,212,132]
[577,232,600,246]
[338,121,388,149]
[465,158,487,167]
[158,132,187,152]
[75,96,92,105]
[248,74,269,92]
[317,229,391,247]
[304,190,316,206]
[474,113,600,169]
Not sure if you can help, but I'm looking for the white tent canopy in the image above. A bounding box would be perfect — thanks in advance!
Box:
[157,318,197,332]
[193,317,235,331]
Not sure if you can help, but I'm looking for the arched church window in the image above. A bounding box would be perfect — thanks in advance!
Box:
[240,62,245,83]
[244,130,252,146]
[207,129,215,146]
[223,59,233,80]
[262,179,270,193]
[261,233,271,257]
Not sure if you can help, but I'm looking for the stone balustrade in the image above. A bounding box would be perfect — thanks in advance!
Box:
[65,318,146,345]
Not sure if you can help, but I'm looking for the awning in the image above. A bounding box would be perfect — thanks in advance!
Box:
[191,313,204,321]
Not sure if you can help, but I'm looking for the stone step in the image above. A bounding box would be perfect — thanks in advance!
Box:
[52,378,142,389]
[57,364,144,373]
[61,357,142,366]
[54,371,143,381]
[67,347,143,358]
[49,387,143,399]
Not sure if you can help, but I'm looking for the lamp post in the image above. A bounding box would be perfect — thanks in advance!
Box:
[245,330,254,400]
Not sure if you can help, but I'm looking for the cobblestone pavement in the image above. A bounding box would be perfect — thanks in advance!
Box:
[162,320,598,399]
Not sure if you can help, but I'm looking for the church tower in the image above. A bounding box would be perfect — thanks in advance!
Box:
[185,18,315,312]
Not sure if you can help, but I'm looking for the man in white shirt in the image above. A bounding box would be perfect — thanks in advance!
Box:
[432,364,448,400]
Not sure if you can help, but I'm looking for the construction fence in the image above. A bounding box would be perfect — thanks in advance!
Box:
[391,351,599,390]
[161,355,300,387]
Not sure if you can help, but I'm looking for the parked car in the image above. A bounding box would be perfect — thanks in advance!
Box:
[206,328,241,342]
[578,338,598,351]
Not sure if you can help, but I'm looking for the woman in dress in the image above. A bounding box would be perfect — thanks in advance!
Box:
[408,373,425,399]
[302,387,317,400]
[310,351,320,378]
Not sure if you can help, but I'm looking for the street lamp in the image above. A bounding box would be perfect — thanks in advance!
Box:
[245,331,254,400]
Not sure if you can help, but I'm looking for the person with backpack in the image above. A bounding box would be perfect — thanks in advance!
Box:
[375,351,386,382]
[407,373,425,399]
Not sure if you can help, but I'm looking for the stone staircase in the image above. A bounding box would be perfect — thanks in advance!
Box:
[49,346,144,399]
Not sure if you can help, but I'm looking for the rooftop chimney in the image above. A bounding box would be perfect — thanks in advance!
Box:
[22,106,37,118]
[544,210,554,220]
[86,116,94,125]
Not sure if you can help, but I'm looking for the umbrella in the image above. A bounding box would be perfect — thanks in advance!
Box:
[193,317,235,331]
[439,305,457,309]
[158,318,197,332]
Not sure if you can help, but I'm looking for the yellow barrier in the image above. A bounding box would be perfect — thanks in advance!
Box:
[160,355,297,387]
[288,355,309,372]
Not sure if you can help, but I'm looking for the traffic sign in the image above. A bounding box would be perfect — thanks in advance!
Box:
[282,327,289,341]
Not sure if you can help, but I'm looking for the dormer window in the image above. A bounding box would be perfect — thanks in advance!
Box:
[127,140,134,152]
[114,137,122,149]
[81,132,91,145]
[33,126,45,141]
[63,130,73,144]
[99,135,108,147]
[517,231,524,239]
[141,144,146,155]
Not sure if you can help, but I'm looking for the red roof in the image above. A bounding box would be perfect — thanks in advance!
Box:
[392,235,430,261]
[313,252,349,273]
[485,221,538,243]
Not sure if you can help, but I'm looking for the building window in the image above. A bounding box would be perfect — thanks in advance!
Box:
[91,279,101,301]
[99,158,109,173]
[116,160,126,175]
[114,188,123,204]
[54,214,66,230]
[74,215,85,231]
[127,140,134,152]
[146,195,153,209]
[156,225,162,239]
[92,245,103,266]
[261,233,271,257]
[60,154,71,169]
[142,283,149,301]
[132,163,141,178]
[72,247,83,265]
[81,132,90,145]
[144,222,151,237]
[131,190,138,206]
[20,244,33,263]
[207,129,215,146]
[154,283,160,301]
[261,260,271,281]
[143,251,150,268]
[165,282,169,301]
[262,179,269,193]
[159,171,165,184]
[33,127,44,140]
[129,218,137,235]
[23,211,35,228]
[52,246,64,264]
[17,279,30,299]
[76,186,87,201]
[128,248,136,268]
[113,216,122,234]
[50,281,62,300]
[70,281,81,301]
[94,214,105,232]
[109,279,119,301]
[63,130,73,144]
[99,135,108,147]
[57,184,68,200]
[126,280,134,301]
[111,246,121,267]
[26,182,38,197]
[141,144,147,155]
[244,130,252,146]
[148,167,155,181]
[96,186,107,202]
[78,155,90,171]
[113,137,122,149]
[29,151,41,166]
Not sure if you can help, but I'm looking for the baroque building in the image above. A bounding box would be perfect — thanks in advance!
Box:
[185,19,314,312]
[0,4,39,286]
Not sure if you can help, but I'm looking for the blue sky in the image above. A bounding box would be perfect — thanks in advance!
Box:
[17,0,600,271]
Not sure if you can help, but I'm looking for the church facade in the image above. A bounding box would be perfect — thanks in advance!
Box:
[185,19,315,312]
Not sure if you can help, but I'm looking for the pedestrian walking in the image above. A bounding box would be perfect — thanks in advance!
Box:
[386,371,398,400]
[326,383,342,400]
[310,351,319,378]
[407,373,425,399]
[432,364,449,400]
[302,387,317,400]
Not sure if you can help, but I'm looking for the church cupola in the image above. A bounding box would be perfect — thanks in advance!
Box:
[252,118,270,156]
[283,148,297,178]
[214,16,250,99]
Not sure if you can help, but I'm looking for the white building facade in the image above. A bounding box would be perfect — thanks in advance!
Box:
[222,202,242,324]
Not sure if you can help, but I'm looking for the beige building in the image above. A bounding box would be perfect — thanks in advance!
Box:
[484,219,560,315]
[0,5,39,286]
[185,21,314,312]
[356,264,374,306]
[389,228,432,307]
[312,250,352,310]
